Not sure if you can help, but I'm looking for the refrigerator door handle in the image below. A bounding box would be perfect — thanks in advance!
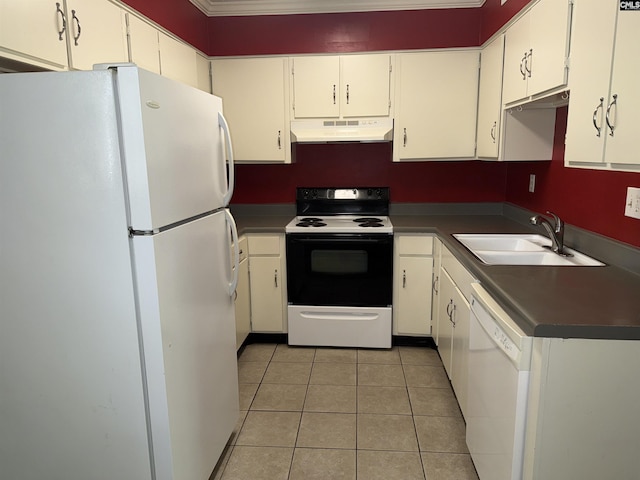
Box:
[225,208,240,296]
[218,111,235,206]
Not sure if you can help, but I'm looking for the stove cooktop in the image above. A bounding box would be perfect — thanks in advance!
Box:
[285,215,393,234]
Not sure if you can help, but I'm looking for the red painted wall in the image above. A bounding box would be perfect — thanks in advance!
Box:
[234,144,507,204]
[207,9,482,56]
[505,108,640,248]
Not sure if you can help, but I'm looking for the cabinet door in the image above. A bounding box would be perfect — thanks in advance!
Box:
[564,0,616,165]
[395,256,433,336]
[0,0,69,69]
[437,268,456,378]
[393,51,478,161]
[235,257,250,350]
[527,0,571,98]
[451,286,470,418]
[127,13,160,74]
[292,56,340,118]
[158,31,198,87]
[502,14,530,105]
[196,53,211,93]
[249,255,284,332]
[66,0,128,71]
[603,8,640,166]
[340,54,391,118]
[477,35,504,159]
[212,57,290,163]
[432,239,442,346]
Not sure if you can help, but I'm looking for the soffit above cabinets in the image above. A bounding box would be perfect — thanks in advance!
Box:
[189,0,486,17]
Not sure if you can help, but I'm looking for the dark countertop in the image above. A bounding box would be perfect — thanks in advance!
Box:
[232,210,640,340]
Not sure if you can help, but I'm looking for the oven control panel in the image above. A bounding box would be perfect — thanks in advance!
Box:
[298,187,388,201]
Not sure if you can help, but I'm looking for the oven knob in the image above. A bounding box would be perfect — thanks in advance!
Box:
[367,188,373,197]
[376,188,383,198]
[302,189,310,198]
[311,189,318,198]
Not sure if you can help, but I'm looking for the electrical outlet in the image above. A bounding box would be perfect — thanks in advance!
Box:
[528,174,536,193]
[624,187,640,220]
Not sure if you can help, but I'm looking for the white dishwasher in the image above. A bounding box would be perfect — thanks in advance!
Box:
[466,284,533,480]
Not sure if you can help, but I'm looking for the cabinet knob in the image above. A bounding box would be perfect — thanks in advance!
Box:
[402,270,406,288]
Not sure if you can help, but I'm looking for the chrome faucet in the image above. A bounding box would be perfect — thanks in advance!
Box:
[530,211,570,256]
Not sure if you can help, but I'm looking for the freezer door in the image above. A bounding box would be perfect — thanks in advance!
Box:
[132,211,239,480]
[115,65,233,231]
[0,69,153,480]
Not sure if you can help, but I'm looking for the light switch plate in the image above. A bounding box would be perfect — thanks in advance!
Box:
[624,187,640,219]
[529,174,536,193]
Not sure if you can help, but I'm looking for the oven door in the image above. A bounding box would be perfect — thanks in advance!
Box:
[286,233,393,307]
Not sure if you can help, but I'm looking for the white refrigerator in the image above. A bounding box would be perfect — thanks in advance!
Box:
[0,65,240,480]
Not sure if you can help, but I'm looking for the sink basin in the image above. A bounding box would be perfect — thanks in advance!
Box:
[453,234,605,266]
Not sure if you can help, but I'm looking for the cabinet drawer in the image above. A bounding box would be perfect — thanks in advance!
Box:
[248,234,280,255]
[441,245,476,302]
[396,235,434,255]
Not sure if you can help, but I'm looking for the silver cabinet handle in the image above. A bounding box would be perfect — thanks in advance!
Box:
[490,121,497,143]
[432,275,439,294]
[277,130,281,149]
[526,49,533,78]
[592,97,604,137]
[403,127,407,147]
[402,270,406,288]
[446,299,456,326]
[346,84,350,104]
[274,269,278,288]
[56,3,66,41]
[333,85,336,104]
[606,94,617,137]
[71,9,81,46]
[520,52,527,80]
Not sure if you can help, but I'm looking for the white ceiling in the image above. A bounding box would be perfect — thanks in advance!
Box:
[189,0,486,16]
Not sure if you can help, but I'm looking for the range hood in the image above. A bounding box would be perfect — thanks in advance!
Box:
[290,118,394,143]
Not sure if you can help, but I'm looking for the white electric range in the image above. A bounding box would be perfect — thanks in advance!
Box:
[285,187,394,348]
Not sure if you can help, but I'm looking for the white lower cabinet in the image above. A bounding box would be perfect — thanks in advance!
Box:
[436,245,475,418]
[247,234,287,333]
[393,234,434,336]
[523,337,640,479]
[234,236,250,350]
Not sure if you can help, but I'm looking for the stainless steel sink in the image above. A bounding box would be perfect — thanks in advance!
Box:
[453,234,605,266]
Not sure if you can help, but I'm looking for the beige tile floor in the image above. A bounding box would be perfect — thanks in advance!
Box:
[210,343,479,480]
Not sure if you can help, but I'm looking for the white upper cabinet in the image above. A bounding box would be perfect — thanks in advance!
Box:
[0,0,127,71]
[126,13,160,74]
[158,31,198,88]
[291,54,391,118]
[65,0,128,71]
[502,0,572,105]
[393,50,479,161]
[476,35,504,159]
[0,0,69,69]
[565,0,640,170]
[212,57,291,163]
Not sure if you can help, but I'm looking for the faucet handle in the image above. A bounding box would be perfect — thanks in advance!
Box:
[545,211,563,233]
